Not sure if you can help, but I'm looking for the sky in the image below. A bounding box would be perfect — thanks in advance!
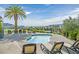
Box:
[0,4,79,26]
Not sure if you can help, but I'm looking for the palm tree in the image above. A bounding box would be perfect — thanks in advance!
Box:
[4,5,26,33]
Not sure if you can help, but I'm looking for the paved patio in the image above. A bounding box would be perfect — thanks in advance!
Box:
[0,34,76,54]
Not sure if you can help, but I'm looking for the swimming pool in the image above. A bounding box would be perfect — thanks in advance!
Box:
[26,34,51,44]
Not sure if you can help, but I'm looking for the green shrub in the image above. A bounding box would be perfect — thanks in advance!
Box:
[23,29,26,33]
[8,30,12,34]
[68,31,77,40]
[76,32,79,40]
[19,29,22,33]
[0,21,4,38]
[77,33,79,40]
[0,21,2,33]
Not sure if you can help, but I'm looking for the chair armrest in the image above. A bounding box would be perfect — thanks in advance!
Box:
[70,46,79,53]
[40,44,51,54]
[64,46,77,54]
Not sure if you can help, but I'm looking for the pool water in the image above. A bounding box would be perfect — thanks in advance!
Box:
[27,35,51,44]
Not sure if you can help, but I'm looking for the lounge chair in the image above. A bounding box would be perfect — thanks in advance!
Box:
[40,42,64,54]
[22,44,36,54]
[64,40,79,54]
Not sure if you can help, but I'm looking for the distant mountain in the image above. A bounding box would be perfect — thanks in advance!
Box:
[48,24,63,28]
[18,26,26,29]
[3,23,26,29]
[3,23,14,26]
[3,23,14,29]
[3,23,63,29]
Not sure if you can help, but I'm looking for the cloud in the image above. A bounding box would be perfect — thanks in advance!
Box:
[0,7,5,17]
[43,14,77,26]
[3,7,79,26]
[0,7,32,15]
[0,7,5,12]
[69,8,79,18]
[32,9,79,26]
[21,10,79,26]
[46,8,79,25]
[26,11,32,15]
[70,8,79,14]
[44,4,51,6]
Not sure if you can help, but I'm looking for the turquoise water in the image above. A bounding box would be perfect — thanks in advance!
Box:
[27,34,51,44]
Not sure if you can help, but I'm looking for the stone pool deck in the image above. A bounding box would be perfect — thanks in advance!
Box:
[0,34,75,54]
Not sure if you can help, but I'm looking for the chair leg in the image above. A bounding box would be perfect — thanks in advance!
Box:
[59,51,62,54]
[65,47,71,54]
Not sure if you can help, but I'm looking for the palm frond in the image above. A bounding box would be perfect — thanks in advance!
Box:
[4,5,26,20]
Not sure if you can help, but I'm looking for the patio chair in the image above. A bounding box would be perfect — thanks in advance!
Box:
[40,42,64,54]
[71,40,79,49]
[22,44,36,54]
[64,40,79,54]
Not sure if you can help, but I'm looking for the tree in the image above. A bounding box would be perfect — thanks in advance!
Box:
[4,5,26,33]
[62,16,79,40]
